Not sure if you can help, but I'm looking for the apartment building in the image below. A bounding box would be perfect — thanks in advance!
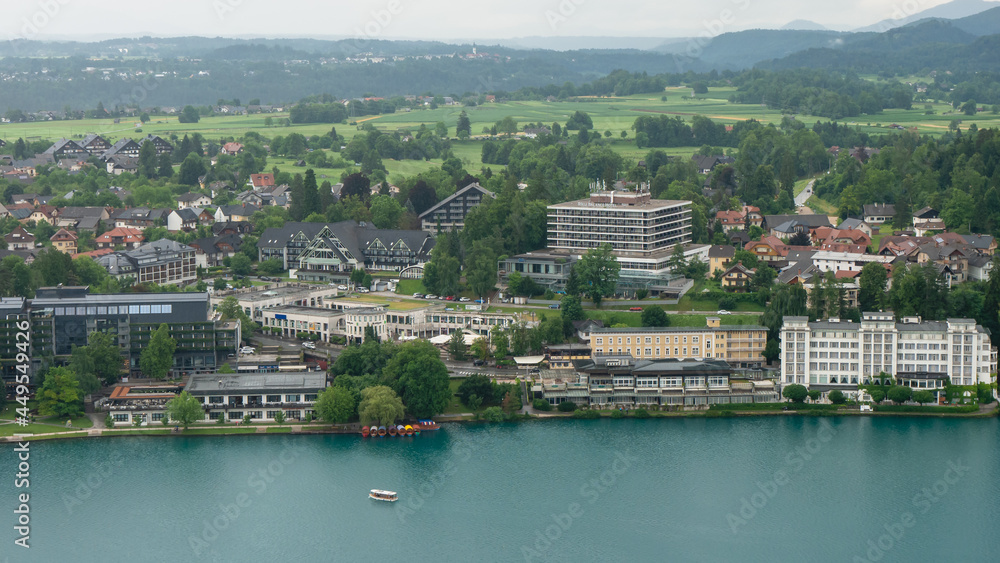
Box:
[780,312,996,396]
[590,318,767,368]
[419,182,494,233]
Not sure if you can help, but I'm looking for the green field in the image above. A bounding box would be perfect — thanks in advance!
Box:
[5,88,998,180]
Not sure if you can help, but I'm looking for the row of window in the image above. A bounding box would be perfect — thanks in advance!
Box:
[54,304,174,316]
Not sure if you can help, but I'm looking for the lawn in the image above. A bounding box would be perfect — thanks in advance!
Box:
[441,378,474,415]
[395,279,428,296]
[0,421,89,436]
[266,427,293,433]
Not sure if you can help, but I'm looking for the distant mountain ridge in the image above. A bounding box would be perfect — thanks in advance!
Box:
[853,0,1000,32]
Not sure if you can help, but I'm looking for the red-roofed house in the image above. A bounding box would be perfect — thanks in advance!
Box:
[714,205,762,233]
[250,173,275,189]
[49,228,78,254]
[95,226,145,250]
[221,142,244,156]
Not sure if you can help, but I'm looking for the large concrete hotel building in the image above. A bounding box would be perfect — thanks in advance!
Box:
[589,317,767,368]
[780,312,997,397]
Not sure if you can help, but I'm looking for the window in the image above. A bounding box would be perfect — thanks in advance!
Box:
[267,410,281,419]
[286,395,301,402]
[267,395,281,403]
[208,396,223,404]
[249,411,263,419]
[151,413,164,421]
[113,413,129,422]
[228,411,243,420]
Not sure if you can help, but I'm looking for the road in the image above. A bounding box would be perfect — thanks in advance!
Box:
[794,179,815,207]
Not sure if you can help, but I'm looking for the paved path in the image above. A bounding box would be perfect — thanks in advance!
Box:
[795,179,815,207]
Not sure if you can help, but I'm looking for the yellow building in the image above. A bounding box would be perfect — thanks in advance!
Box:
[50,228,78,254]
[589,317,767,368]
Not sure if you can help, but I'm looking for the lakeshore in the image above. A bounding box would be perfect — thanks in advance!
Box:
[3,417,1000,562]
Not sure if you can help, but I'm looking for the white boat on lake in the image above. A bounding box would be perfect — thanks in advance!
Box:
[369,489,398,502]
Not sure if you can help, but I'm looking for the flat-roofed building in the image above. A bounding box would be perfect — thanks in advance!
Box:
[781,312,997,400]
[261,305,345,342]
[211,283,340,323]
[184,372,327,423]
[590,317,767,368]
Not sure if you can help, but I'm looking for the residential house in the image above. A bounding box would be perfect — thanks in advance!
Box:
[812,227,871,248]
[419,182,495,233]
[721,262,755,292]
[862,204,895,225]
[166,208,201,232]
[140,135,174,155]
[250,173,275,189]
[189,234,243,268]
[106,156,138,175]
[220,142,244,155]
[79,134,111,156]
[95,226,145,250]
[572,319,605,343]
[691,154,735,175]
[43,138,87,159]
[214,204,259,223]
[836,218,873,237]
[113,208,169,230]
[213,221,253,236]
[102,138,142,160]
[177,192,212,209]
[764,214,833,238]
[914,220,947,237]
[56,206,110,231]
[744,236,787,262]
[962,234,996,256]
[5,226,35,250]
[49,228,78,254]
[912,207,939,227]
[707,245,735,277]
[714,205,762,233]
[28,205,59,225]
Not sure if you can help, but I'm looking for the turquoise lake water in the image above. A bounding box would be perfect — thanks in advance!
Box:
[3,417,1000,562]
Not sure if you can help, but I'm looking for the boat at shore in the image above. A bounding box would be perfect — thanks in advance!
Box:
[361,426,370,437]
[417,419,440,431]
[377,426,386,437]
[369,489,398,502]
[388,425,397,436]
[360,422,431,437]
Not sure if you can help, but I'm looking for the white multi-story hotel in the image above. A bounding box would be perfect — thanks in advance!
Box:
[781,312,996,396]
[546,189,691,254]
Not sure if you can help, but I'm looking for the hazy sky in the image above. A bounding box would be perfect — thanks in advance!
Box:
[1,0,975,42]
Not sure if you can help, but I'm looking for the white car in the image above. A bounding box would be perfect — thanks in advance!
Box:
[337,285,348,290]
[716,310,732,315]
[240,347,256,355]
[425,294,438,300]
[302,342,316,350]
[358,287,369,293]
[459,297,471,302]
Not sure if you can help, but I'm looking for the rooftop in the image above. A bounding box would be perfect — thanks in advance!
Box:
[185,372,327,394]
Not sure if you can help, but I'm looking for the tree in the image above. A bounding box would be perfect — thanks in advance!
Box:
[217,295,260,340]
[138,140,158,178]
[385,340,451,418]
[858,262,888,312]
[961,99,977,116]
[789,231,811,246]
[913,390,934,405]
[358,385,405,426]
[456,111,472,138]
[457,374,496,406]
[157,152,174,178]
[370,195,404,229]
[465,240,497,299]
[782,383,808,403]
[448,330,467,361]
[179,105,201,123]
[870,389,886,404]
[315,386,356,423]
[641,306,670,327]
[560,294,585,323]
[139,324,176,379]
[808,389,821,402]
[576,243,620,307]
[165,391,205,429]
[230,254,252,276]
[77,331,123,387]
[829,390,846,404]
[887,385,913,404]
[140,112,150,123]
[471,337,491,361]
[763,339,781,364]
[37,367,83,418]
[273,410,286,424]
[178,153,207,185]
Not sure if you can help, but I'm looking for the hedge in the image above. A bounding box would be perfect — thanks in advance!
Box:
[875,404,979,414]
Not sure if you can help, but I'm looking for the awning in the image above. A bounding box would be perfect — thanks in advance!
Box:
[513,356,546,366]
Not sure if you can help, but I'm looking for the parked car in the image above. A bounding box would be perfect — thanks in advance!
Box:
[337,285,348,290]
[445,296,455,301]
[413,293,425,298]
[474,299,484,304]
[716,309,732,315]
[358,287,369,293]
[473,359,485,366]
[425,294,438,300]
[302,342,316,350]
[548,304,560,309]
[629,307,643,312]
[459,297,471,302]
[438,296,446,300]
[239,346,256,355]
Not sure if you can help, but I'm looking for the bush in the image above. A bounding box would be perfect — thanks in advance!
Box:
[104,413,114,428]
[482,406,505,422]
[887,385,912,404]
[532,399,552,411]
[633,408,650,418]
[718,296,737,310]
[571,409,600,419]
[828,390,846,405]
[557,401,578,412]
[977,383,994,404]
[610,409,625,419]
[782,384,808,403]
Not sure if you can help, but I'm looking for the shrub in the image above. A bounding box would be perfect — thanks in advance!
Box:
[482,406,505,422]
[104,414,114,428]
[532,399,552,411]
[557,401,578,412]
[782,384,808,403]
[610,409,625,419]
[571,409,600,419]
[718,296,737,310]
[828,390,846,405]
[887,385,912,404]
[633,408,650,418]
[977,383,994,404]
